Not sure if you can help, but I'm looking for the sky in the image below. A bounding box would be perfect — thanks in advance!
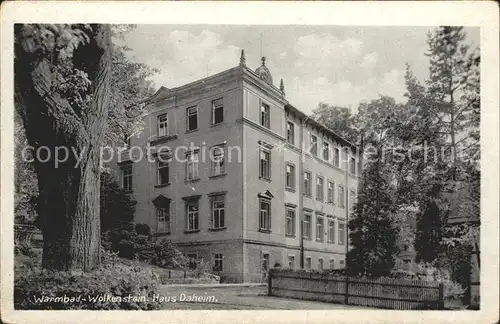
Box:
[123,25,479,115]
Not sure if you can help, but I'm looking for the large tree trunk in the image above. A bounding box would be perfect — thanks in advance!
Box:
[14,24,111,271]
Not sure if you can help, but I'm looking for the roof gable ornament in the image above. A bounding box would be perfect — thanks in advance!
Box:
[255,56,273,85]
[280,78,285,95]
[240,49,246,66]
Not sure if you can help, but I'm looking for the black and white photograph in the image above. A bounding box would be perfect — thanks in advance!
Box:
[1,2,498,323]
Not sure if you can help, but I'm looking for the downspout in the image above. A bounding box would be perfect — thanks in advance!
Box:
[299,117,305,268]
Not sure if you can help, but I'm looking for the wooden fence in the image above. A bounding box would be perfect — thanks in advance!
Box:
[268,269,444,310]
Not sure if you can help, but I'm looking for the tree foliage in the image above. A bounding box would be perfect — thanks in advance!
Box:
[347,148,399,277]
[312,103,360,144]
[415,199,442,263]
[100,171,137,232]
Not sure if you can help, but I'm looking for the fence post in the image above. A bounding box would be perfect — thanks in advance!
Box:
[268,270,273,296]
[344,276,349,305]
[438,283,444,309]
[169,269,171,279]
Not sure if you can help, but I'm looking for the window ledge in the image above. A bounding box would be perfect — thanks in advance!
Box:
[185,129,198,134]
[316,199,324,203]
[285,234,296,238]
[316,239,324,243]
[303,237,312,241]
[124,190,133,194]
[184,229,200,234]
[303,194,312,198]
[259,177,272,183]
[209,174,226,179]
[208,227,227,232]
[210,122,225,128]
[185,178,201,184]
[155,183,171,188]
[285,187,296,193]
[259,228,271,233]
[150,134,178,146]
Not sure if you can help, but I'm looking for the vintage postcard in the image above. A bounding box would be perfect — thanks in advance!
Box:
[1,1,498,323]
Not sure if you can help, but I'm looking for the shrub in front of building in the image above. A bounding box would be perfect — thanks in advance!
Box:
[14,249,162,310]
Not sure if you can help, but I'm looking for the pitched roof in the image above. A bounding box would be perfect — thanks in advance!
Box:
[447,180,480,224]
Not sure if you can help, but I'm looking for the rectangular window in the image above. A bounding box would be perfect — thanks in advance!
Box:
[329,259,335,269]
[327,181,335,203]
[213,253,223,272]
[187,106,198,131]
[288,255,295,269]
[316,216,324,242]
[338,222,346,245]
[310,134,318,156]
[211,195,225,229]
[259,147,271,180]
[318,258,324,270]
[340,260,345,268]
[186,202,199,231]
[350,157,356,175]
[260,102,270,128]
[287,121,294,144]
[305,257,312,270]
[304,171,312,197]
[285,208,295,236]
[316,176,324,202]
[186,151,199,181]
[323,142,330,161]
[157,160,169,185]
[285,163,295,190]
[338,185,345,208]
[334,147,340,167]
[156,207,170,233]
[259,199,271,231]
[158,113,168,137]
[328,220,335,243]
[211,146,225,177]
[121,165,132,192]
[303,213,312,239]
[261,253,270,273]
[212,98,224,125]
[349,190,356,210]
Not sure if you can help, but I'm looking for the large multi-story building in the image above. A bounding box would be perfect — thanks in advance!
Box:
[114,51,362,282]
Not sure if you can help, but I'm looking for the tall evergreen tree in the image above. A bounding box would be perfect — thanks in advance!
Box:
[426,26,480,182]
[347,146,399,277]
[415,197,442,263]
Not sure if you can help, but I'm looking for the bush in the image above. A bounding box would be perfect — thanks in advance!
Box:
[152,239,189,269]
[15,243,38,258]
[135,223,151,236]
[194,259,210,278]
[14,249,162,310]
[102,225,152,261]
